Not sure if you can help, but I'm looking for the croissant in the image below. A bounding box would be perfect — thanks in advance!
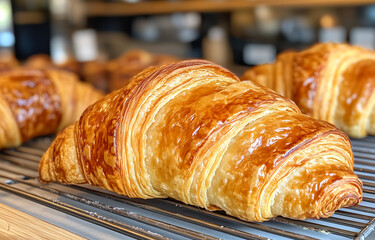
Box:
[0,51,18,72]
[107,49,178,91]
[81,60,109,92]
[0,68,104,149]
[25,54,83,77]
[39,60,362,222]
[25,54,54,69]
[241,43,375,138]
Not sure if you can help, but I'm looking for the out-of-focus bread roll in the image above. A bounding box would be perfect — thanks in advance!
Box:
[107,49,179,91]
[0,51,18,71]
[0,67,104,149]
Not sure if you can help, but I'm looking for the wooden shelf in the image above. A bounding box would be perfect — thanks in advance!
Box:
[0,203,84,239]
[86,0,375,16]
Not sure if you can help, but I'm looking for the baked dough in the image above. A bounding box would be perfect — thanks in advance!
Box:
[39,60,362,222]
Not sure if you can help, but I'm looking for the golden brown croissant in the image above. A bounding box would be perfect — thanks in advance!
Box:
[0,51,18,72]
[81,60,109,92]
[39,59,362,222]
[241,43,375,138]
[25,54,82,76]
[24,54,54,69]
[0,68,104,149]
[107,49,179,91]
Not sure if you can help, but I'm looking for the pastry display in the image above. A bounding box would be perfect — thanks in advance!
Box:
[39,60,362,222]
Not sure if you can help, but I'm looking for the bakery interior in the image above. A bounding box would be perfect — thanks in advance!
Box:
[1,0,375,239]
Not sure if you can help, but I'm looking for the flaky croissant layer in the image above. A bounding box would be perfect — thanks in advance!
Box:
[241,43,375,138]
[0,68,103,149]
[39,60,362,222]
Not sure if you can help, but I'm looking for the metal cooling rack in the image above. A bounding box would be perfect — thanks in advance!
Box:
[0,136,374,239]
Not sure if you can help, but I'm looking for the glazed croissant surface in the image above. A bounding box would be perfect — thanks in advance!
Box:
[241,43,375,138]
[0,68,103,149]
[39,60,362,222]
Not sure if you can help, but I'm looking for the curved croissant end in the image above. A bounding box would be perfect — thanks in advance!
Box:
[242,43,375,138]
[40,59,362,222]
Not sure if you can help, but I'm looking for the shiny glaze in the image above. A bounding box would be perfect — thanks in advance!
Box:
[146,80,298,202]
[336,59,375,130]
[76,87,132,194]
[0,69,62,141]
[221,113,337,186]
[146,82,235,198]
[75,60,238,196]
[121,60,239,198]
[207,110,359,220]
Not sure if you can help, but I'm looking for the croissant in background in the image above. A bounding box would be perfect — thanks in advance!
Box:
[0,51,18,72]
[80,60,109,92]
[39,60,361,222]
[24,54,54,69]
[0,68,104,149]
[25,54,82,75]
[107,49,179,91]
[241,43,375,138]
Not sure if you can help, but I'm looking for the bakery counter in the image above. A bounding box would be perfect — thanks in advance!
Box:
[0,136,375,239]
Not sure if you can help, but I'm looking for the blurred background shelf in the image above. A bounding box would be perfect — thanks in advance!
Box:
[86,0,375,16]
[3,0,375,90]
